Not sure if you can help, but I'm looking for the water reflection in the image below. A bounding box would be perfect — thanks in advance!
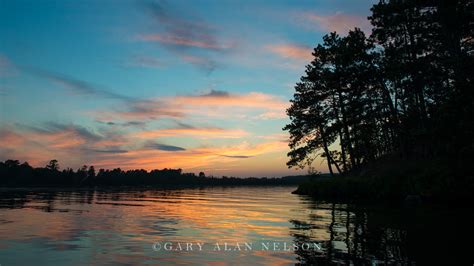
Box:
[290,202,410,264]
[290,199,473,265]
[0,187,471,265]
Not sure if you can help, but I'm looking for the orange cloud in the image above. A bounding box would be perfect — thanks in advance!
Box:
[1,123,296,176]
[171,91,288,120]
[216,141,287,158]
[91,140,288,172]
[96,106,183,121]
[0,128,25,148]
[97,91,288,121]
[134,127,249,139]
[0,126,90,150]
[175,92,287,111]
[266,44,313,61]
[0,124,132,167]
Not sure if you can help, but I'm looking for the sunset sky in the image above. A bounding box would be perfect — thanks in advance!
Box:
[0,0,375,177]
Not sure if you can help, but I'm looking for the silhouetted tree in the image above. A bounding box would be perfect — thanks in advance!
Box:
[87,166,96,179]
[46,159,59,171]
[285,28,384,174]
[0,159,311,187]
[285,0,474,174]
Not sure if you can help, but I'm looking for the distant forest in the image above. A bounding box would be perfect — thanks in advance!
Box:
[0,159,311,187]
[285,0,473,175]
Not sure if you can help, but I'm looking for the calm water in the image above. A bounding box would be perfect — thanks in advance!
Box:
[0,186,471,265]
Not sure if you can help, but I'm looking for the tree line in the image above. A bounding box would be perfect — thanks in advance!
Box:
[285,0,473,175]
[0,159,310,187]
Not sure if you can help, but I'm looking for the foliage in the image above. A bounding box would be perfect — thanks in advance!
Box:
[284,0,474,175]
[293,157,474,202]
[0,159,311,187]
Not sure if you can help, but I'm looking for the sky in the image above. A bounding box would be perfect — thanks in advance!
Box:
[0,0,376,177]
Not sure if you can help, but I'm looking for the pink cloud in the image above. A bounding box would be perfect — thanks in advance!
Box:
[137,34,229,50]
[175,92,287,111]
[266,44,313,61]
[0,124,299,176]
[0,124,132,167]
[0,128,25,148]
[299,12,372,34]
[134,127,249,140]
[97,91,288,121]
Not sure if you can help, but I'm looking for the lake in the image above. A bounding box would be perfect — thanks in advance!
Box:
[0,186,471,265]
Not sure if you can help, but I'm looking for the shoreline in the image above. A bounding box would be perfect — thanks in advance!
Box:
[291,158,474,204]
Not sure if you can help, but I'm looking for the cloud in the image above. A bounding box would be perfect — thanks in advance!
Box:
[0,123,132,167]
[24,122,103,143]
[134,126,249,139]
[220,155,253,159]
[174,121,195,129]
[98,120,147,128]
[298,12,372,34]
[199,89,229,97]
[142,0,224,51]
[87,149,129,154]
[180,54,217,74]
[139,0,231,73]
[11,122,131,151]
[172,91,288,117]
[256,133,289,141]
[0,128,25,148]
[176,90,287,111]
[137,34,227,50]
[267,44,313,61]
[97,102,184,121]
[97,90,288,122]
[23,67,135,101]
[126,55,165,69]
[145,142,186,151]
[89,140,288,172]
[1,123,291,176]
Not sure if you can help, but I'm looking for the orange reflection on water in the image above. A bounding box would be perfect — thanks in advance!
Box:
[0,187,308,265]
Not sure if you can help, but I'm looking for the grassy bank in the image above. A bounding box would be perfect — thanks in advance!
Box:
[293,158,474,203]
